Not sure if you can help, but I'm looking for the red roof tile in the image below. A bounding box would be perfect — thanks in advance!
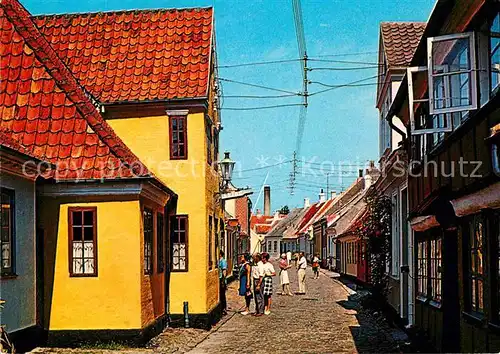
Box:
[0,0,159,182]
[255,224,272,234]
[34,7,213,104]
[296,203,322,235]
[250,214,274,229]
[0,127,42,160]
[381,22,426,68]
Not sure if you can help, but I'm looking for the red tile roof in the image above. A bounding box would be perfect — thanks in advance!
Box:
[34,7,213,104]
[255,224,272,234]
[296,203,322,235]
[0,128,42,161]
[0,0,157,182]
[250,214,274,229]
[380,22,426,68]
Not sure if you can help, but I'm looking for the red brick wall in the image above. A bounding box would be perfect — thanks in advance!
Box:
[235,196,249,235]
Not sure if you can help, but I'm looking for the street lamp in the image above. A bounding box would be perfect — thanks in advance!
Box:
[218,151,235,189]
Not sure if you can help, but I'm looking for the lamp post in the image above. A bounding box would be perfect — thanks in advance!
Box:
[218,151,235,191]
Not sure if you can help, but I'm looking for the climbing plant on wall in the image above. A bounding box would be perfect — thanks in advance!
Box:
[357,195,392,297]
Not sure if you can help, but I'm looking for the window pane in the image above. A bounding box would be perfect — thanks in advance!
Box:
[491,14,500,90]
[84,226,93,241]
[73,211,82,226]
[73,226,82,241]
[432,38,470,73]
[83,211,93,226]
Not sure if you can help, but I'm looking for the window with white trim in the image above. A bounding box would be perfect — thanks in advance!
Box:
[408,32,478,156]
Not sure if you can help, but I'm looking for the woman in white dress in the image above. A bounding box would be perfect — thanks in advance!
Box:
[279,253,293,296]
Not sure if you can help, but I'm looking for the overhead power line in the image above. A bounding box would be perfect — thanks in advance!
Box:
[308,65,380,71]
[238,160,292,173]
[218,58,301,68]
[308,58,381,66]
[220,103,304,111]
[222,93,299,99]
[218,77,301,96]
[309,74,384,96]
[310,81,378,88]
[314,51,378,58]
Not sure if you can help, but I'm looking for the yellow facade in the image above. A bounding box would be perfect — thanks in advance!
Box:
[108,111,223,315]
[40,199,143,330]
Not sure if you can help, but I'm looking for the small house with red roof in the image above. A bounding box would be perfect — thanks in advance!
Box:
[1,0,179,347]
[31,0,224,332]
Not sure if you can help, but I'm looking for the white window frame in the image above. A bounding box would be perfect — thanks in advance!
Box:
[408,66,453,136]
[427,32,478,115]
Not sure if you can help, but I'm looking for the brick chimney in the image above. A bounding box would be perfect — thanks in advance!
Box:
[263,185,271,216]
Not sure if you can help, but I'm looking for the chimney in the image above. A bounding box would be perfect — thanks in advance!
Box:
[304,197,310,208]
[330,190,337,200]
[364,174,373,190]
[263,185,271,216]
[319,188,326,203]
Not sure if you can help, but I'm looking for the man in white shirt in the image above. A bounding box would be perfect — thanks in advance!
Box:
[252,253,265,316]
[297,252,307,294]
[286,250,292,265]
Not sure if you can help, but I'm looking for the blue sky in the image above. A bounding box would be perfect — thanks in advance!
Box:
[24,0,434,211]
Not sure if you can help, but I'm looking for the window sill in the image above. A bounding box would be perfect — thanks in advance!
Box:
[0,274,18,280]
[70,274,98,278]
[462,311,486,326]
[416,295,428,303]
[429,300,442,309]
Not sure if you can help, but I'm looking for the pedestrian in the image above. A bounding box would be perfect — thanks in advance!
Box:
[261,252,276,315]
[297,251,307,294]
[218,250,228,315]
[279,253,293,296]
[251,253,265,316]
[286,250,292,264]
[238,253,252,315]
[312,253,321,279]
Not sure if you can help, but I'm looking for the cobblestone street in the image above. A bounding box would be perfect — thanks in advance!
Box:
[187,264,405,354]
[32,264,406,354]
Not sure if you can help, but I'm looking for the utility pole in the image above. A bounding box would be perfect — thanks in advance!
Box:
[326,172,329,197]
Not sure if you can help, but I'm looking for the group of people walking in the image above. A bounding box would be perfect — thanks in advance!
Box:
[236,251,311,316]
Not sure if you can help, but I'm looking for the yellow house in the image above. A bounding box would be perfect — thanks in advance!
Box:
[1,0,177,346]
[34,6,225,328]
